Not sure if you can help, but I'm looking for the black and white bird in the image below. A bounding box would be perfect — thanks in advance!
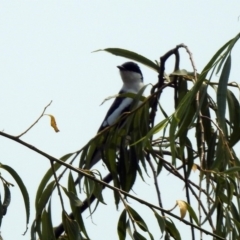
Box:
[85,61,144,169]
[98,61,144,132]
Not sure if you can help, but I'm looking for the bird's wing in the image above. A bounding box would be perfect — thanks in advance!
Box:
[97,90,133,132]
[87,91,134,169]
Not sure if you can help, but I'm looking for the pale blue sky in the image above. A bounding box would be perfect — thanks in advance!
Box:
[0,1,240,239]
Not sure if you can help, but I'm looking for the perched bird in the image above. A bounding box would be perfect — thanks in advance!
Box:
[84,61,144,170]
[98,61,144,132]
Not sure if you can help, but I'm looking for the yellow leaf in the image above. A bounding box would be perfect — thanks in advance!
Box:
[176,200,187,219]
[45,114,60,132]
[192,164,198,172]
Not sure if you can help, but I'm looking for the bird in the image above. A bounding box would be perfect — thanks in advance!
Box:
[83,61,144,172]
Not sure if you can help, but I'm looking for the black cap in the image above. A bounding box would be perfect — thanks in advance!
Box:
[117,62,142,76]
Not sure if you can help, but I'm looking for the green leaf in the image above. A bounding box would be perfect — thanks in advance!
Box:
[231,202,240,222]
[0,193,2,227]
[227,89,240,146]
[169,117,178,165]
[216,33,240,74]
[30,220,37,240]
[200,87,212,147]
[62,211,81,240]
[93,182,105,204]
[185,137,194,178]
[143,117,170,147]
[127,205,153,240]
[201,202,218,225]
[223,166,240,174]
[36,181,55,217]
[165,219,181,240]
[36,152,74,209]
[0,164,30,225]
[206,131,217,169]
[170,69,188,76]
[126,219,134,239]
[133,231,147,240]
[184,201,199,225]
[153,210,165,233]
[118,209,127,240]
[211,136,228,170]
[93,48,159,72]
[61,186,83,207]
[41,208,55,240]
[201,38,232,78]
[84,177,102,215]
[68,172,90,239]
[127,205,148,232]
[217,54,231,134]
[2,183,11,216]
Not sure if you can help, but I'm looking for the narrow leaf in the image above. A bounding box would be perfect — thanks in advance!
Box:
[41,209,55,240]
[36,181,55,217]
[2,183,11,216]
[94,48,159,72]
[217,54,231,134]
[36,152,74,208]
[62,186,83,207]
[133,231,147,240]
[165,219,181,240]
[62,211,81,240]
[44,114,60,132]
[153,210,165,233]
[118,209,127,240]
[0,164,30,225]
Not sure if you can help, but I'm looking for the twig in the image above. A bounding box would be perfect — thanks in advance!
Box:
[119,193,137,231]
[188,184,216,231]
[54,173,113,238]
[149,47,180,129]
[182,154,195,240]
[16,100,52,138]
[178,43,202,239]
[50,160,65,212]
[152,151,215,202]
[162,160,216,231]
[145,153,164,215]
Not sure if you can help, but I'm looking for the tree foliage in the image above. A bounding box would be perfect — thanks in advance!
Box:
[1,32,240,240]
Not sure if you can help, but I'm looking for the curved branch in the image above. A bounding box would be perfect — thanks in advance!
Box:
[16,100,52,138]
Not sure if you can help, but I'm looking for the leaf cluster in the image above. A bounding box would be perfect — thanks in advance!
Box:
[1,33,240,240]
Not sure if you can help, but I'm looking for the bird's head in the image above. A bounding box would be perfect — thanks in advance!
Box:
[117,62,143,85]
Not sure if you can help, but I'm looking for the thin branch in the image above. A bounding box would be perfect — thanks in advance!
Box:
[178,43,203,239]
[16,100,52,138]
[162,161,216,232]
[152,151,215,202]
[145,153,164,216]
[50,160,65,212]
[182,155,195,240]
[119,193,137,231]
[188,184,216,231]
[54,173,112,238]
[207,81,240,88]
[149,47,180,129]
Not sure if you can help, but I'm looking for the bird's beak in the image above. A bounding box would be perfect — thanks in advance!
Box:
[117,65,124,70]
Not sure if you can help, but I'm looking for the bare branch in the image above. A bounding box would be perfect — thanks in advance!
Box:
[16,100,52,138]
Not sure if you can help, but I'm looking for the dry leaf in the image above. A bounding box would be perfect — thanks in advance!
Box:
[192,164,198,172]
[45,114,60,132]
[176,200,187,219]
